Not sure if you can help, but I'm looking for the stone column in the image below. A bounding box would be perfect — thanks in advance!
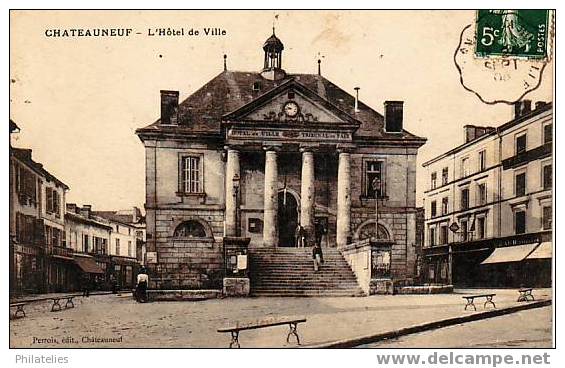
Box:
[300,149,315,244]
[336,151,352,248]
[224,148,240,237]
[263,148,279,247]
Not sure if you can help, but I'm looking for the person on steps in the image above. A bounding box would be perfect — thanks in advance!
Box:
[312,243,324,272]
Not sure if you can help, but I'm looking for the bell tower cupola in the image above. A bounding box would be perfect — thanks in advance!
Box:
[261,28,286,81]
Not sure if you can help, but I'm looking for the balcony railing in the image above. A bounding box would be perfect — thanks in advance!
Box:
[502,142,552,170]
[46,245,74,258]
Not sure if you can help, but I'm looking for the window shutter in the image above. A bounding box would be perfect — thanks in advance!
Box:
[178,156,183,192]
[46,188,52,213]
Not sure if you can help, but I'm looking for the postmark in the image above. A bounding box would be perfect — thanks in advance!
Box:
[454,11,552,105]
[475,10,550,60]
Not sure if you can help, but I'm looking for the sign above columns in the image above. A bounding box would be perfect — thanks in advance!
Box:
[227,127,353,144]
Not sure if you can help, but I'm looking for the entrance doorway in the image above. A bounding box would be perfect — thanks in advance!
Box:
[277,190,299,247]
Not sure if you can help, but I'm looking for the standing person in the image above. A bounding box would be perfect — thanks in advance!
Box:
[109,274,117,294]
[312,243,324,272]
[136,267,149,303]
[81,273,90,297]
[315,221,326,248]
[295,224,305,248]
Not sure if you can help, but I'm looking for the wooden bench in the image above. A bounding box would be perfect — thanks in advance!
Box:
[218,316,307,348]
[517,288,535,302]
[462,293,496,311]
[50,294,81,312]
[10,302,28,319]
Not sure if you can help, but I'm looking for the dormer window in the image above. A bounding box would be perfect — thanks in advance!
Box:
[253,81,262,92]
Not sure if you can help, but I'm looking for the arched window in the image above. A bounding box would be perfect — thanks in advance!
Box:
[357,222,390,241]
[173,220,207,238]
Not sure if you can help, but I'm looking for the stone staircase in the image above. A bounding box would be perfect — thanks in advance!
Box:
[249,247,365,297]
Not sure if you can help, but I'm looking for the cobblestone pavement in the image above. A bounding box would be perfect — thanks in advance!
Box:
[9,288,552,348]
[362,306,553,348]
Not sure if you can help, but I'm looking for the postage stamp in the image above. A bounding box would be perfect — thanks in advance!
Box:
[475,10,550,59]
[455,10,553,105]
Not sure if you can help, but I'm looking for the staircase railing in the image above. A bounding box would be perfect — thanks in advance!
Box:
[338,238,395,295]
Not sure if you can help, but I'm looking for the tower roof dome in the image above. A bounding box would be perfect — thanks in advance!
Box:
[263,31,284,52]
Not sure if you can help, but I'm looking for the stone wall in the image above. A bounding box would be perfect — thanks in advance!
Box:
[350,209,418,279]
[340,240,372,294]
[151,238,223,289]
[149,207,225,290]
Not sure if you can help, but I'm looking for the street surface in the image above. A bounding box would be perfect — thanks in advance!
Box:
[362,306,552,348]
[9,288,552,348]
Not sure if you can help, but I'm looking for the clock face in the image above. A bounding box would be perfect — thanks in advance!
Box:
[283,101,299,117]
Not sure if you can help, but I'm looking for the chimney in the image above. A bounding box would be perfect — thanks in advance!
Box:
[132,206,140,223]
[514,99,532,119]
[66,203,77,214]
[80,205,92,218]
[463,125,496,143]
[535,101,547,110]
[354,87,360,112]
[160,90,179,125]
[464,125,476,143]
[384,101,404,133]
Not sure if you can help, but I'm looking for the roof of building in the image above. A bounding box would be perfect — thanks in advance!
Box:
[93,211,143,227]
[263,32,284,51]
[65,211,113,230]
[10,147,69,189]
[136,70,426,143]
[422,102,553,167]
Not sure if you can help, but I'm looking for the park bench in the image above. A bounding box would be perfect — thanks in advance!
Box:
[9,297,50,319]
[9,302,28,319]
[462,293,496,311]
[517,288,535,302]
[217,316,307,348]
[50,294,81,312]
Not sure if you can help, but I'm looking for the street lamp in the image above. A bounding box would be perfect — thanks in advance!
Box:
[232,173,240,237]
[372,177,382,240]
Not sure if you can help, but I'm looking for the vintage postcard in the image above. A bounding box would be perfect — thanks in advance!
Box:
[8,9,554,354]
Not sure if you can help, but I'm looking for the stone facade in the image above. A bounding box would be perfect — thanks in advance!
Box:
[136,31,426,291]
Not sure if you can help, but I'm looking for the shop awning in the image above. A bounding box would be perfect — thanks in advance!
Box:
[74,256,105,274]
[481,243,539,264]
[52,255,75,261]
[526,242,552,260]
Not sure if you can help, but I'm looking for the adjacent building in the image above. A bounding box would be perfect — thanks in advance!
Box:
[92,209,141,288]
[10,141,71,293]
[136,31,426,292]
[422,101,552,287]
[65,204,112,289]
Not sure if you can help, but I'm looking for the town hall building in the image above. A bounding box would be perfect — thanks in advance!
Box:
[136,31,426,295]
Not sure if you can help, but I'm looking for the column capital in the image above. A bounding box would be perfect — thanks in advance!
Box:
[224,145,241,153]
[336,143,356,154]
[263,144,282,152]
[299,144,320,153]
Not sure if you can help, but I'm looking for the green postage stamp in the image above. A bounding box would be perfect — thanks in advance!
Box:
[475,10,550,59]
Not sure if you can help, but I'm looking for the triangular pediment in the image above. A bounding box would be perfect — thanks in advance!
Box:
[222,80,361,128]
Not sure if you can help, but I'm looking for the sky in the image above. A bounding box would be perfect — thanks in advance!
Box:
[9,10,553,211]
